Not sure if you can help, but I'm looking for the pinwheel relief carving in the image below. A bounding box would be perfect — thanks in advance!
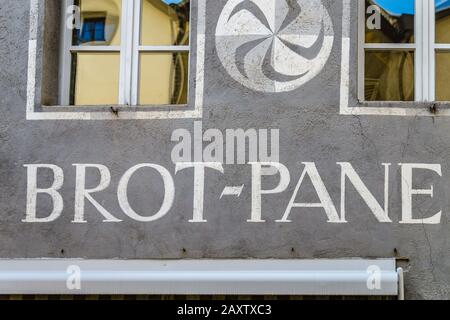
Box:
[216,0,334,93]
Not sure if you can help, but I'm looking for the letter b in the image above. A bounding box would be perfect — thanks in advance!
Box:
[23,164,64,223]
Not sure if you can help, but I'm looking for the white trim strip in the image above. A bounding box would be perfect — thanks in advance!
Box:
[340,0,352,111]
[26,0,39,113]
[29,0,39,40]
[26,40,37,114]
[193,0,206,116]
[0,259,398,295]
[357,0,364,102]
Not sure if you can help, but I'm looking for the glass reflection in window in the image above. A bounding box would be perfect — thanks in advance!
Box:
[70,52,120,105]
[365,0,415,44]
[139,52,189,105]
[436,0,450,43]
[365,51,414,101]
[73,0,122,46]
[140,0,190,46]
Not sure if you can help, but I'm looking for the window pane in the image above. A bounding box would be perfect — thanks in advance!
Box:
[140,0,190,46]
[70,52,120,105]
[73,0,122,46]
[436,52,450,101]
[436,2,450,43]
[365,51,414,101]
[139,52,189,105]
[365,0,415,43]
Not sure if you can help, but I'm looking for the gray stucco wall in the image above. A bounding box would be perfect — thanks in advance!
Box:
[0,0,449,299]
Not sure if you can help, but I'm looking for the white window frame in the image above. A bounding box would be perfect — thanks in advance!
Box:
[358,0,450,103]
[59,0,191,107]
[26,0,204,120]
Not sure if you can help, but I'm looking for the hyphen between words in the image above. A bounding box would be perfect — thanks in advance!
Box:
[23,122,443,225]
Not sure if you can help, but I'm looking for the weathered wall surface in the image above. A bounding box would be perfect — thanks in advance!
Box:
[0,0,449,299]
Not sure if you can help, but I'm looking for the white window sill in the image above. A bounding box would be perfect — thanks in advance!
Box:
[341,100,450,117]
[27,104,201,120]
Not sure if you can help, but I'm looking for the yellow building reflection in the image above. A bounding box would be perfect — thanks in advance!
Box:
[365,0,450,101]
[71,0,189,106]
[436,4,450,101]
[139,0,189,105]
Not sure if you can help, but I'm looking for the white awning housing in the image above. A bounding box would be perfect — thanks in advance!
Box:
[0,259,401,297]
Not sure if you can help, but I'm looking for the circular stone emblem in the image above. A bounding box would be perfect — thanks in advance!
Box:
[215,0,334,93]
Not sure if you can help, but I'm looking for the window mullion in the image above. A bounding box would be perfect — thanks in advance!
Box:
[119,0,133,105]
[59,0,74,106]
[130,0,141,106]
[419,0,435,102]
[429,0,436,101]
[422,0,430,101]
[415,0,423,101]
